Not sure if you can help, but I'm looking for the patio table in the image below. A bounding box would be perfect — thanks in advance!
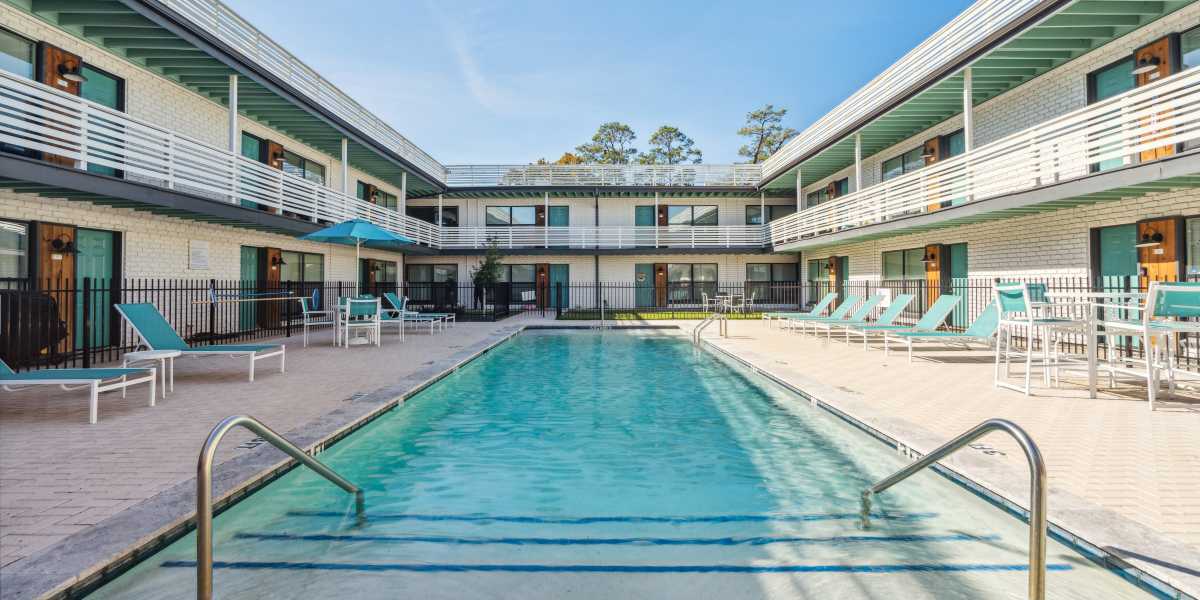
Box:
[1043,291,1146,399]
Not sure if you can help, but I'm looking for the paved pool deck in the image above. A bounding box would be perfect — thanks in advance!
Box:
[0,316,1197,598]
[694,318,1200,596]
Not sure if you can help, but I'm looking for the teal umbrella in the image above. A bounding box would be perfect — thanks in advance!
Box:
[299,219,414,291]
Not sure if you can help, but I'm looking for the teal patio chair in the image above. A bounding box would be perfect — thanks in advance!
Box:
[887,302,999,363]
[993,282,1079,395]
[114,303,285,382]
[784,295,860,334]
[851,294,960,351]
[805,294,886,340]
[763,292,836,327]
[1137,281,1200,410]
[0,357,155,424]
[837,293,915,348]
[383,292,453,335]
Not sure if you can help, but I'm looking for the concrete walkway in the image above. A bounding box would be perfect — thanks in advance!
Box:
[696,319,1200,595]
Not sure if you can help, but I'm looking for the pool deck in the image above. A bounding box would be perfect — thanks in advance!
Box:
[694,318,1200,597]
[0,315,1198,598]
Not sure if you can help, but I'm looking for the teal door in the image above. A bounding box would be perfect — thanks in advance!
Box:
[635,206,655,226]
[549,264,569,308]
[240,134,264,208]
[240,246,259,330]
[80,65,122,177]
[635,264,655,307]
[548,206,569,227]
[74,228,114,349]
[947,243,969,328]
[1097,224,1138,291]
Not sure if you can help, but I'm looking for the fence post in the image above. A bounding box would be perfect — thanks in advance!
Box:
[556,282,563,319]
[82,277,92,369]
[284,280,293,339]
[208,278,218,345]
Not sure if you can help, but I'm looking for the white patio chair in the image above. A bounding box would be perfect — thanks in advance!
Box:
[299,296,335,347]
[341,297,382,347]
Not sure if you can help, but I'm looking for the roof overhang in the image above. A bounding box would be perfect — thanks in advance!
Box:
[417,186,798,200]
[429,246,773,256]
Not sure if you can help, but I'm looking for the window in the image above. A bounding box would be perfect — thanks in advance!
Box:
[406,264,459,283]
[0,28,33,79]
[667,263,717,303]
[360,258,397,296]
[832,178,849,197]
[943,130,966,159]
[806,188,828,207]
[279,251,324,284]
[407,206,459,227]
[666,205,718,226]
[747,205,796,224]
[282,151,325,185]
[486,206,536,226]
[883,147,927,182]
[500,264,536,283]
[747,263,798,282]
[1184,26,1200,70]
[356,181,398,210]
[882,248,926,280]
[80,64,123,111]
[1187,218,1200,278]
[806,179,848,207]
[0,219,28,280]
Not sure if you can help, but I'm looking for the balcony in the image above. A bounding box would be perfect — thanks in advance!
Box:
[0,68,440,247]
[440,225,768,250]
[768,66,1200,249]
[446,164,762,188]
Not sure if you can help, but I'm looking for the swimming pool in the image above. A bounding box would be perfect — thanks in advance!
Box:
[91,330,1148,599]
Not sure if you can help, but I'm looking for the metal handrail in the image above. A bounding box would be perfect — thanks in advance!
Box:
[693,310,726,344]
[860,418,1047,600]
[196,415,365,600]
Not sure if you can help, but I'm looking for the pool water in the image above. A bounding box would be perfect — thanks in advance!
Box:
[91,330,1148,599]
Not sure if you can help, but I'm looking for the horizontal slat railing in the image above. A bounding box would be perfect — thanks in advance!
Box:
[445,164,762,187]
[769,66,1200,247]
[439,225,768,249]
[161,0,447,184]
[0,69,440,247]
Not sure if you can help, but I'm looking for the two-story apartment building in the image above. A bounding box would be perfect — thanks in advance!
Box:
[3,0,1200,327]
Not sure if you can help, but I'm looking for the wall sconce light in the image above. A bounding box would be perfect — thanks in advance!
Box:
[921,251,937,264]
[269,255,287,270]
[1134,229,1164,248]
[1131,56,1161,76]
[57,61,87,83]
[47,235,78,254]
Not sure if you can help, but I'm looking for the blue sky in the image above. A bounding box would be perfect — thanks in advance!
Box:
[223,0,972,165]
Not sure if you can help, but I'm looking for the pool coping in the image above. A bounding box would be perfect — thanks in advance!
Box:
[3,323,1195,599]
[698,334,1200,600]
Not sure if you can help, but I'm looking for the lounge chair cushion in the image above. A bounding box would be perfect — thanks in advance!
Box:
[1,367,151,381]
[180,344,280,353]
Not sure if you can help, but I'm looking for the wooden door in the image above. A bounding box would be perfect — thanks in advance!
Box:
[258,247,282,327]
[535,263,550,309]
[923,137,943,212]
[657,206,669,226]
[1138,217,1182,287]
[36,43,83,167]
[37,223,77,355]
[535,206,547,226]
[654,263,667,307]
[1136,36,1177,162]
[923,244,944,307]
[263,141,285,214]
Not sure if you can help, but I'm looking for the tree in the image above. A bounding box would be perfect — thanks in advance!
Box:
[470,243,505,309]
[737,104,798,164]
[534,152,585,165]
[637,126,702,165]
[575,122,638,164]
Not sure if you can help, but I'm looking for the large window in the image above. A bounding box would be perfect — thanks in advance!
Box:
[406,264,459,304]
[882,248,926,281]
[806,188,827,207]
[0,219,28,280]
[748,262,798,303]
[667,263,717,304]
[406,264,459,283]
[357,181,397,210]
[806,178,848,207]
[0,28,33,79]
[360,258,397,296]
[746,205,796,225]
[407,206,459,227]
[487,206,537,226]
[666,205,718,226]
[279,251,324,285]
[282,151,325,185]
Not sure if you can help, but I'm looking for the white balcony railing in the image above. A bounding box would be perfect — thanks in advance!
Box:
[446,164,762,187]
[0,69,441,247]
[440,225,768,250]
[769,66,1200,247]
[161,0,447,184]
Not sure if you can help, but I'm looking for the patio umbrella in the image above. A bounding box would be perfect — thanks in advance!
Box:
[299,219,414,292]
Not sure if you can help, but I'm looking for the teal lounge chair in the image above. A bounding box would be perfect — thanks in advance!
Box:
[847,294,961,351]
[836,293,915,348]
[887,301,999,363]
[382,293,453,335]
[114,303,285,381]
[804,294,885,339]
[0,358,155,424]
[784,295,861,333]
[763,292,837,326]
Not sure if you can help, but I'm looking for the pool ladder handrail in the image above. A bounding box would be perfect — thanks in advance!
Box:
[692,309,727,344]
[860,418,1047,600]
[196,415,365,600]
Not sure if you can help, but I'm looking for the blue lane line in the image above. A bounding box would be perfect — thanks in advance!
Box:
[161,560,1073,574]
[284,511,937,525]
[233,532,1000,547]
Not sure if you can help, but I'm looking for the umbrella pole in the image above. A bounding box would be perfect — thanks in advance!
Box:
[355,239,361,296]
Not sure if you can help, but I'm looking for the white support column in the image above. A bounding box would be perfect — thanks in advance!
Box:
[340,138,349,195]
[227,74,238,153]
[759,191,766,245]
[654,191,660,247]
[853,132,863,192]
[963,67,975,151]
[795,168,803,210]
[437,193,443,226]
[399,172,407,218]
[544,191,550,248]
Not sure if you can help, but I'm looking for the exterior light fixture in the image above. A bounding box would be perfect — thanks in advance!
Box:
[48,236,78,254]
[921,251,937,264]
[269,255,287,269]
[1135,230,1164,248]
[1132,56,1161,76]
[57,61,87,83]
